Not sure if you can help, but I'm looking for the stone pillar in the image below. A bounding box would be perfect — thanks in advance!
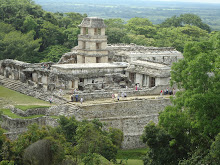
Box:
[88,28,95,36]
[146,76,150,88]
[81,27,86,35]
[78,41,83,49]
[90,42,96,50]
[85,57,96,63]
[86,41,90,49]
[74,79,79,89]
[101,42,106,49]
[77,55,85,63]
[101,28,105,35]
[125,71,129,77]
[135,73,143,87]
[13,70,19,80]
[42,75,48,85]
[100,56,108,63]
[68,81,72,89]
[32,72,38,82]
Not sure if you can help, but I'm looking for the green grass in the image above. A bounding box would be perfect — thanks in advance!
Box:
[1,109,44,119]
[117,148,148,160]
[116,159,143,165]
[50,116,60,119]
[0,86,51,108]
[15,105,51,111]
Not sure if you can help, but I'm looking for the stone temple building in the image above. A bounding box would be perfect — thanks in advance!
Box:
[0,17,184,149]
[0,17,183,96]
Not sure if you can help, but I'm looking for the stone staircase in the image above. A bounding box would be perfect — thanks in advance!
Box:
[0,75,66,104]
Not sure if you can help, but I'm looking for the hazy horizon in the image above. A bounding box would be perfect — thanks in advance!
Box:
[153,0,220,3]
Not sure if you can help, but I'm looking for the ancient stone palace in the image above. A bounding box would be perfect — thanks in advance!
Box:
[0,17,183,149]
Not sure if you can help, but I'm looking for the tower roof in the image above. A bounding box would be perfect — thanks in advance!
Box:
[79,17,106,28]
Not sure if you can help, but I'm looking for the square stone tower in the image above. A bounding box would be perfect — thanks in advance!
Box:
[77,17,109,63]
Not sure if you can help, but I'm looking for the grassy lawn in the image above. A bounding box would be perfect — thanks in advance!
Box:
[0,86,52,109]
[116,148,147,165]
[117,148,148,160]
[116,159,143,165]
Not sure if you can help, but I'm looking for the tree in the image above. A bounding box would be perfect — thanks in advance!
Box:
[141,31,220,164]
[126,17,153,32]
[0,30,41,62]
[39,21,66,51]
[105,19,126,44]
[75,120,118,162]
[160,14,211,32]
[23,137,65,165]
[57,116,79,145]
[141,122,178,165]
[40,45,70,62]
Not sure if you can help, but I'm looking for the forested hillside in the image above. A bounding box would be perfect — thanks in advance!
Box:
[0,0,216,63]
[35,0,220,31]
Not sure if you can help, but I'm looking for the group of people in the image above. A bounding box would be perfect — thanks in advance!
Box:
[160,88,176,96]
[112,92,127,101]
[71,94,83,104]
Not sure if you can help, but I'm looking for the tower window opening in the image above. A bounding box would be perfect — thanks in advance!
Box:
[96,43,101,50]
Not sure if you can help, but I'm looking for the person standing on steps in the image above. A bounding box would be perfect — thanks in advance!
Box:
[112,93,115,99]
[75,94,78,102]
[49,97,52,104]
[80,97,83,104]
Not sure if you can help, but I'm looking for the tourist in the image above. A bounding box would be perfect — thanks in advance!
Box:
[112,93,115,99]
[169,89,173,95]
[59,89,63,96]
[71,95,74,102]
[164,89,166,95]
[160,90,163,96]
[75,94,79,102]
[80,97,83,104]
[121,92,124,98]
[135,85,138,91]
[49,97,52,104]
[117,94,120,101]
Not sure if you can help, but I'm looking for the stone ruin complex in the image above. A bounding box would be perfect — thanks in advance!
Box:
[0,17,183,149]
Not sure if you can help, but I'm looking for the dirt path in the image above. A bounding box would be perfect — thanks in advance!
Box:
[66,94,171,107]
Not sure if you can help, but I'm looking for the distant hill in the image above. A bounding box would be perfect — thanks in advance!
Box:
[35,0,220,31]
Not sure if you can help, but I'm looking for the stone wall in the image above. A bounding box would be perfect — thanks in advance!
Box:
[47,98,171,149]
[79,98,171,149]
[108,44,183,64]
[11,107,48,117]
[1,98,171,149]
[1,115,58,132]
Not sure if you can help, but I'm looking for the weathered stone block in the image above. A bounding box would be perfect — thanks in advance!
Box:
[47,83,56,91]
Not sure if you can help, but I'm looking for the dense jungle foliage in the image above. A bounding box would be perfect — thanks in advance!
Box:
[0,0,216,63]
[0,117,123,164]
[141,32,220,164]
[0,0,219,164]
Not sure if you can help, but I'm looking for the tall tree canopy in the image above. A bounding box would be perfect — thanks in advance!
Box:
[141,31,220,164]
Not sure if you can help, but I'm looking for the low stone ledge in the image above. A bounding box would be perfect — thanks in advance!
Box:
[11,107,48,117]
[1,115,58,132]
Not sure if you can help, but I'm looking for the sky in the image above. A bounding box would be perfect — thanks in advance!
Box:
[156,0,220,3]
